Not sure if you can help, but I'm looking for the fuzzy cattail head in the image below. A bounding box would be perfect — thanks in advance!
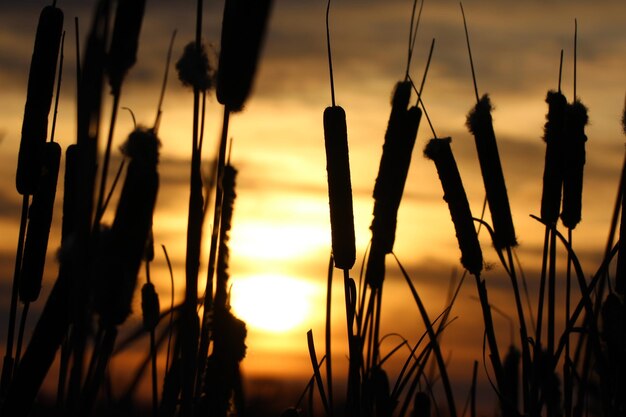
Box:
[216,0,273,111]
[120,126,161,166]
[16,5,64,195]
[560,100,588,229]
[176,41,214,91]
[466,94,517,249]
[424,138,483,276]
[323,106,356,270]
[540,90,568,224]
[107,0,146,95]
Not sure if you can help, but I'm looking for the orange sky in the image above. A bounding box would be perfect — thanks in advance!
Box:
[1,0,626,413]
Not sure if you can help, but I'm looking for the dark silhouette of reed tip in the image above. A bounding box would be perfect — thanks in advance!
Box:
[465,93,493,134]
[543,90,568,141]
[391,80,411,108]
[569,99,589,127]
[176,41,214,92]
[120,126,161,165]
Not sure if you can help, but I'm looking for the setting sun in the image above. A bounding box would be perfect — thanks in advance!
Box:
[229,274,321,333]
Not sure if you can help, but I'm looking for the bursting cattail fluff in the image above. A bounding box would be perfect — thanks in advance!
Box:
[107,0,146,95]
[323,106,356,270]
[216,0,273,111]
[176,41,214,91]
[424,138,482,276]
[16,5,63,195]
[560,100,588,229]
[94,127,160,327]
[19,142,61,302]
[540,91,567,224]
[466,95,517,249]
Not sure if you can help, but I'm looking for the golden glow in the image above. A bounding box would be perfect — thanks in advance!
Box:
[229,274,320,333]
[231,220,329,261]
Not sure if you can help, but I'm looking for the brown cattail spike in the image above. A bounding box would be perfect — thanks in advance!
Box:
[466,94,517,249]
[216,0,273,111]
[540,90,568,224]
[107,0,146,95]
[370,82,419,254]
[323,106,356,270]
[424,138,483,276]
[215,164,238,310]
[141,282,160,331]
[367,82,421,288]
[16,5,64,195]
[94,127,160,327]
[19,142,61,302]
[560,100,588,229]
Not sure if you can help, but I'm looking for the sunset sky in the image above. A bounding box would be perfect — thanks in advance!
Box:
[1,0,625,412]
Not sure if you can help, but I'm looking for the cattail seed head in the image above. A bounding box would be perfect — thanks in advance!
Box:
[323,106,356,270]
[216,0,273,111]
[19,141,61,302]
[107,0,146,95]
[466,94,517,249]
[215,164,237,310]
[176,41,214,91]
[370,84,421,255]
[560,100,588,229]
[95,127,159,327]
[424,138,482,276]
[141,282,160,331]
[540,91,568,224]
[16,5,64,195]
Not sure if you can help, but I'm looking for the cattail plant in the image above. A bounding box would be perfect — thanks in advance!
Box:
[324,106,356,270]
[466,95,517,249]
[541,90,568,224]
[560,100,588,229]
[176,41,214,92]
[216,0,273,112]
[19,142,62,303]
[16,4,63,195]
[107,0,146,96]
[94,127,160,327]
[424,138,482,276]
[367,82,422,288]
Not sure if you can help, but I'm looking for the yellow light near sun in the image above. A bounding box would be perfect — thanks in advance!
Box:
[229,274,320,333]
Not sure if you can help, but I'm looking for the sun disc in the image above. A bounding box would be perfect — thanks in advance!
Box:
[229,274,318,333]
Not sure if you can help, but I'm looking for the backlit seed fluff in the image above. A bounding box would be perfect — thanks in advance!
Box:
[176,41,214,91]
